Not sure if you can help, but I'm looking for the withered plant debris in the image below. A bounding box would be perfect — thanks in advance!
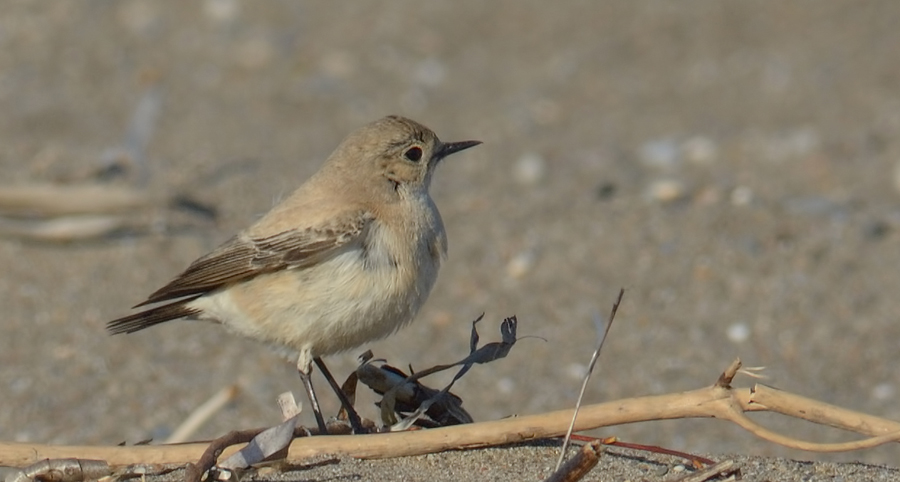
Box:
[183,423,354,482]
[542,439,603,482]
[209,414,301,480]
[355,314,517,430]
[356,356,473,429]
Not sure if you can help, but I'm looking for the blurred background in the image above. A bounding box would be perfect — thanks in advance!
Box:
[1,1,899,465]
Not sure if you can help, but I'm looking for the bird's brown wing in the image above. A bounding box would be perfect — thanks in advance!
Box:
[135,211,375,307]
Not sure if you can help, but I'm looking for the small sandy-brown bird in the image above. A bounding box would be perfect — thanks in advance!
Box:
[107,115,480,433]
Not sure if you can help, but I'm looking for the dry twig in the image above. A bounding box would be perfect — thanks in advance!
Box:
[543,440,603,482]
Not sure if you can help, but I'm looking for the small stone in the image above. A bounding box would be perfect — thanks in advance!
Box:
[639,139,680,170]
[565,363,588,381]
[645,179,686,203]
[496,377,515,394]
[514,153,547,186]
[727,323,750,343]
[872,383,895,401]
[506,250,536,279]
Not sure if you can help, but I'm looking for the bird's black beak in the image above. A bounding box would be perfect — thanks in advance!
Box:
[435,140,481,161]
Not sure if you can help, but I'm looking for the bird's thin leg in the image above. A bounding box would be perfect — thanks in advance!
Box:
[313,356,365,433]
[297,355,328,434]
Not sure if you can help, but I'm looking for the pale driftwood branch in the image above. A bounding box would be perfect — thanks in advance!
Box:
[2,359,899,469]
[0,182,216,242]
[748,384,900,436]
[0,215,130,242]
[0,184,152,218]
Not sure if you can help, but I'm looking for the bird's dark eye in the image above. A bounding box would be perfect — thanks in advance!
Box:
[404,146,423,162]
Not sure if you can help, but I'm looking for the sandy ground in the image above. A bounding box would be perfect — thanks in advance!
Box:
[2,2,900,480]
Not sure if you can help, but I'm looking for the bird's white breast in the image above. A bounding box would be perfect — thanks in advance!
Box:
[189,201,445,359]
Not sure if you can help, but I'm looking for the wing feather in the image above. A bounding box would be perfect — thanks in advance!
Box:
[134,211,374,306]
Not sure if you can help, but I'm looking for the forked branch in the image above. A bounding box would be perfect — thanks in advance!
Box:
[2,358,898,469]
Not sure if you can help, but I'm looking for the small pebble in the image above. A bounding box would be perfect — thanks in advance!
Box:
[645,179,686,203]
[565,363,588,381]
[513,153,547,186]
[506,249,537,279]
[639,139,681,170]
[496,377,515,394]
[872,383,895,401]
[727,322,750,343]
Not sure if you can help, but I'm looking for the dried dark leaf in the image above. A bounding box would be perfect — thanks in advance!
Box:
[359,315,516,430]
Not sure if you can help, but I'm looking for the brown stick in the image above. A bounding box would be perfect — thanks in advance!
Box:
[543,440,602,482]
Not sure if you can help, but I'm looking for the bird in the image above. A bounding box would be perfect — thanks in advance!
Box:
[107,115,480,433]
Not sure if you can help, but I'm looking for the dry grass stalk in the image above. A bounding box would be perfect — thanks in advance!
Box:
[554,289,622,472]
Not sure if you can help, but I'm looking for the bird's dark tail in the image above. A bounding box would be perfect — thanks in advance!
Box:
[107,296,202,335]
